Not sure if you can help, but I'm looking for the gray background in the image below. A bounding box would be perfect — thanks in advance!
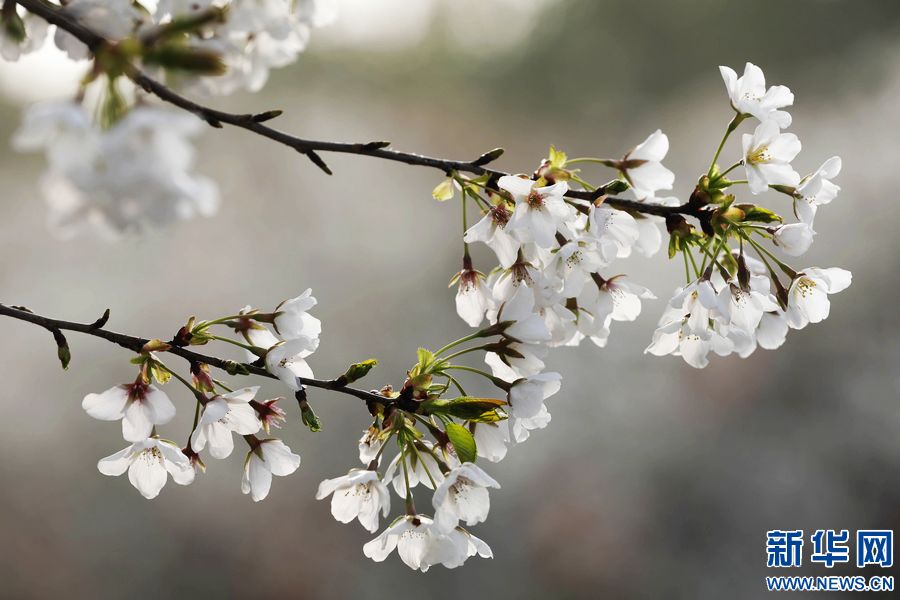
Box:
[1,0,899,597]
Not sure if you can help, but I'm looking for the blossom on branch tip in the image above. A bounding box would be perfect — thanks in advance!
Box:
[719,62,794,127]
[97,437,195,499]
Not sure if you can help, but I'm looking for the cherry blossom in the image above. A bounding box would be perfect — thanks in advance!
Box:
[98,437,195,499]
[316,469,391,533]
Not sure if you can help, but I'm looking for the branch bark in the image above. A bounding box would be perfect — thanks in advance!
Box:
[0,303,386,404]
[15,0,703,220]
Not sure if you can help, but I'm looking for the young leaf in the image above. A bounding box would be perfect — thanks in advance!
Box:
[445,422,477,463]
[432,178,454,202]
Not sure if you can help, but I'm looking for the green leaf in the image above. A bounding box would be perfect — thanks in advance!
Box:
[445,422,477,463]
[149,362,171,384]
[421,397,507,423]
[548,145,567,168]
[737,204,783,224]
[432,178,454,202]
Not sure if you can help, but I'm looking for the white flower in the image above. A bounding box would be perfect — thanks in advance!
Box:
[14,103,219,240]
[363,516,492,572]
[742,120,801,194]
[715,277,779,334]
[264,336,319,390]
[756,311,790,350]
[241,438,302,502]
[620,130,675,199]
[1,8,48,61]
[507,372,561,420]
[98,437,194,499]
[645,318,732,369]
[472,421,510,462]
[463,198,520,268]
[549,239,605,297]
[455,268,490,327]
[54,0,144,60]
[273,288,322,340]
[432,463,500,533]
[773,223,815,256]
[587,205,640,263]
[719,62,793,127]
[580,275,656,324]
[499,175,572,248]
[82,381,176,442]
[190,387,262,459]
[359,428,384,464]
[316,469,391,533]
[795,157,841,225]
[785,268,852,329]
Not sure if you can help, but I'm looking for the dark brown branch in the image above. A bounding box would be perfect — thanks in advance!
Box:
[16,0,704,219]
[0,303,385,404]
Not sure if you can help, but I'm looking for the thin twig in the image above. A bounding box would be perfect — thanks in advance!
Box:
[15,0,703,219]
[0,303,385,404]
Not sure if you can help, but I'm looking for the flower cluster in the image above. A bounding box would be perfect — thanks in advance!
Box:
[81,290,322,500]
[447,62,849,373]
[4,0,334,239]
[13,102,218,240]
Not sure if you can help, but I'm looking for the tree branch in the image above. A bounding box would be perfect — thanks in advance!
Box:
[15,0,703,220]
[0,303,386,404]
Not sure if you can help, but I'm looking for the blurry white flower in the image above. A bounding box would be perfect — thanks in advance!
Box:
[241,438,302,501]
[82,381,176,442]
[785,268,852,329]
[432,463,500,532]
[316,469,391,533]
[98,437,194,499]
[13,103,219,240]
[54,0,144,60]
[773,222,815,256]
[359,428,384,464]
[1,7,48,61]
[795,157,842,225]
[719,62,793,127]
[620,130,675,199]
[190,387,262,459]
[499,175,572,248]
[742,120,801,194]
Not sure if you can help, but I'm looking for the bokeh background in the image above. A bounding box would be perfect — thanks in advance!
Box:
[2,0,900,597]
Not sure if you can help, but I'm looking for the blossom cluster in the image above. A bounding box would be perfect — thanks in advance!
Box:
[81,290,322,501]
[4,0,334,238]
[451,62,849,372]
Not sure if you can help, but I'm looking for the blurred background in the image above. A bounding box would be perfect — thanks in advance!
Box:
[2,0,900,597]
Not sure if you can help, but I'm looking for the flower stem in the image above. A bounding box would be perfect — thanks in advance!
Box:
[708,113,745,178]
